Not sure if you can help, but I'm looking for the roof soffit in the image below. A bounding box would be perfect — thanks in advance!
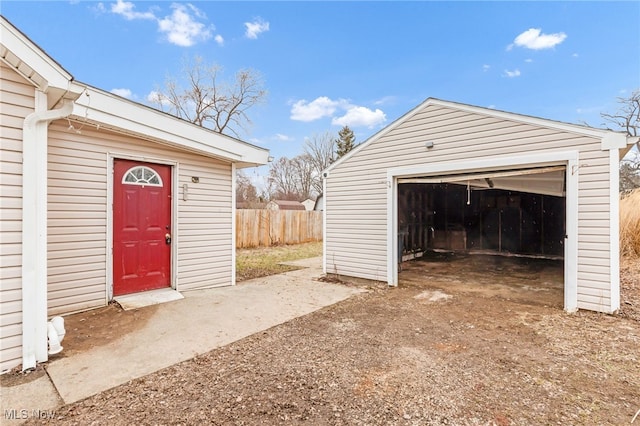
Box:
[1,16,73,94]
[71,86,270,165]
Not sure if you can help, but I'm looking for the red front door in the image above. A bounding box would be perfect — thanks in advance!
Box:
[113,159,172,296]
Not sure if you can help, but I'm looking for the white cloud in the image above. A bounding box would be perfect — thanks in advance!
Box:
[525,58,533,63]
[373,96,396,106]
[508,28,567,50]
[245,18,269,39]
[108,1,214,47]
[290,96,386,128]
[572,53,579,58]
[332,106,386,128]
[482,64,491,72]
[504,69,521,78]
[111,88,132,98]
[290,97,345,122]
[146,90,172,106]
[274,133,292,141]
[214,34,224,46]
[158,3,212,47]
[110,0,155,20]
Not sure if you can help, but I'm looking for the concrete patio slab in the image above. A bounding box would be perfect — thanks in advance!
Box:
[43,257,363,404]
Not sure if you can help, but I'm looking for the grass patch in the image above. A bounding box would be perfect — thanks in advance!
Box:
[236,241,323,282]
[620,189,640,258]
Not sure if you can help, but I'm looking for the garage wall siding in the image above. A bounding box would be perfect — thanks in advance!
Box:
[325,103,612,312]
[47,121,234,315]
[0,62,34,371]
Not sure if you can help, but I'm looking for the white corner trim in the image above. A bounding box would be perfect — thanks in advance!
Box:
[564,157,579,313]
[386,174,398,286]
[609,149,621,313]
[231,163,237,286]
[322,178,327,275]
[22,94,74,371]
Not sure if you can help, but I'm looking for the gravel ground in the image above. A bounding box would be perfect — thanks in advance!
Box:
[17,255,640,425]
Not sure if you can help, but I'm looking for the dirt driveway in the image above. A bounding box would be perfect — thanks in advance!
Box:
[27,255,640,425]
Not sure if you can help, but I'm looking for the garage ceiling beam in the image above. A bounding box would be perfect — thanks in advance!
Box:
[397,165,566,184]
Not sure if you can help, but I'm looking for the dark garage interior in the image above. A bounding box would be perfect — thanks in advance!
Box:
[398,184,566,258]
[396,166,567,304]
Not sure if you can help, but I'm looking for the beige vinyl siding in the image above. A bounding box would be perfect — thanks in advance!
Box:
[47,121,233,315]
[176,158,233,291]
[0,62,34,371]
[326,103,612,311]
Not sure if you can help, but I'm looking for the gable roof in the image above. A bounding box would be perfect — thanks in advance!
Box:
[0,15,269,167]
[325,97,631,174]
[1,15,83,107]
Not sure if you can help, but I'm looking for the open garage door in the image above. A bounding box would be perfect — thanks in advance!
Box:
[397,166,567,258]
[398,166,566,197]
[394,165,567,307]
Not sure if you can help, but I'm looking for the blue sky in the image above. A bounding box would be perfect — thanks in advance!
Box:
[2,1,639,186]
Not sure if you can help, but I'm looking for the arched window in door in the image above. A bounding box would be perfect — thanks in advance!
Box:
[121,166,163,186]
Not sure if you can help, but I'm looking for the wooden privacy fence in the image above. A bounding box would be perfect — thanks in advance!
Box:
[236,209,323,248]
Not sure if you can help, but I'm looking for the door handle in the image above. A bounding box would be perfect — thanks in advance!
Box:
[165,233,171,245]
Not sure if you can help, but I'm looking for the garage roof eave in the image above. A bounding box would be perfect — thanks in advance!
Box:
[324,97,624,175]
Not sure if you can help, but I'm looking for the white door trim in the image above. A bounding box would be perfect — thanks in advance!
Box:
[386,150,579,312]
[106,153,178,300]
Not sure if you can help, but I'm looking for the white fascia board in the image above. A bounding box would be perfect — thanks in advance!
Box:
[601,133,631,150]
[325,97,610,175]
[73,86,270,165]
[1,16,72,92]
[324,98,428,174]
[428,98,610,139]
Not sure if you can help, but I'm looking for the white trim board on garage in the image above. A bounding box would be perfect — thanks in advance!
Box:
[386,151,579,311]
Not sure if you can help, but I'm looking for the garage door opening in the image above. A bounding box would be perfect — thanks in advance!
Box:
[395,166,566,305]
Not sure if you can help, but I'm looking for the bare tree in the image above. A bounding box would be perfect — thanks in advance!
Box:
[293,154,315,200]
[267,155,316,201]
[150,56,267,138]
[236,170,260,205]
[601,89,640,192]
[268,157,302,200]
[303,132,336,195]
[601,89,639,137]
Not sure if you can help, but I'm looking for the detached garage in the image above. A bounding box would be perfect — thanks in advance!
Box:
[322,98,637,313]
